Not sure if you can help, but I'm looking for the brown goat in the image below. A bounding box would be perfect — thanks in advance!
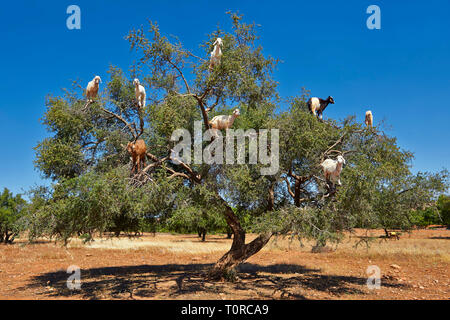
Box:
[126,139,147,174]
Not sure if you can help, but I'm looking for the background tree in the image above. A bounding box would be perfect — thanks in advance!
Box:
[437,194,450,227]
[410,207,441,228]
[29,13,449,280]
[166,184,227,241]
[0,188,26,244]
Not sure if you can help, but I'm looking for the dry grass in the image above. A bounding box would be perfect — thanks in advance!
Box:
[1,228,449,300]
[341,238,450,262]
[267,231,450,263]
[67,234,231,254]
[62,228,450,263]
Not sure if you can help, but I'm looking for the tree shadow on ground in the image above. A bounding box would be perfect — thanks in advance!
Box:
[21,262,406,300]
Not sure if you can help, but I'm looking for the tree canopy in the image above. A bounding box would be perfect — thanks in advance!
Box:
[28,13,449,279]
[437,195,450,227]
[0,188,26,244]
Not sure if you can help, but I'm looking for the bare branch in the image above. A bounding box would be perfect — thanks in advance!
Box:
[283,177,295,198]
[167,57,190,94]
[322,132,347,161]
[100,107,137,140]
[168,151,202,183]
[165,166,191,180]
[205,92,222,113]
[184,50,207,63]
[142,156,170,173]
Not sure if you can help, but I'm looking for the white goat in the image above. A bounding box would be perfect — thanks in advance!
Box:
[209,109,240,136]
[209,38,223,71]
[365,110,373,128]
[86,76,101,103]
[320,155,346,186]
[133,78,146,108]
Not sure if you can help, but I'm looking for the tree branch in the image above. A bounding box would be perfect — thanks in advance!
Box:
[100,107,137,140]
[167,57,190,94]
[322,132,347,162]
[283,177,295,198]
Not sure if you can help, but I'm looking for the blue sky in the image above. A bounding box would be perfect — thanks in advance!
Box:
[0,0,449,195]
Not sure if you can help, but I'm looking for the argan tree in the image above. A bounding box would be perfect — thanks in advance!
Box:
[0,188,26,244]
[29,13,449,279]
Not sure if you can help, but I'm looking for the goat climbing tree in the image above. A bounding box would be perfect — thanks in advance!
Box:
[31,13,448,280]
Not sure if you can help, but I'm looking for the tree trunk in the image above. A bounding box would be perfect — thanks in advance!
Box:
[208,231,273,280]
[294,179,301,207]
[208,197,273,280]
[2,231,16,244]
[198,227,206,241]
[267,181,275,211]
[4,232,10,244]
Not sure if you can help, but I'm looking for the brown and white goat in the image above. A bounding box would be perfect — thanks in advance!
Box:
[320,155,346,186]
[307,96,335,120]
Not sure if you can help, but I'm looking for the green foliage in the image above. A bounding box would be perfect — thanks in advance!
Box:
[336,144,448,232]
[253,206,344,246]
[34,137,85,180]
[166,207,225,238]
[166,183,226,238]
[25,168,179,243]
[34,67,143,182]
[0,188,26,244]
[437,194,450,227]
[410,207,441,227]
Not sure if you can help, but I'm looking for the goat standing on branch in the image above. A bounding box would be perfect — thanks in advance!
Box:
[320,155,346,187]
[82,75,102,111]
[86,76,101,102]
[133,78,146,108]
[365,110,373,128]
[209,109,240,137]
[127,139,147,174]
[209,38,223,72]
[307,96,335,120]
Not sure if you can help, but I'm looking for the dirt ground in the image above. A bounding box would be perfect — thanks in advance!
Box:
[0,228,449,300]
